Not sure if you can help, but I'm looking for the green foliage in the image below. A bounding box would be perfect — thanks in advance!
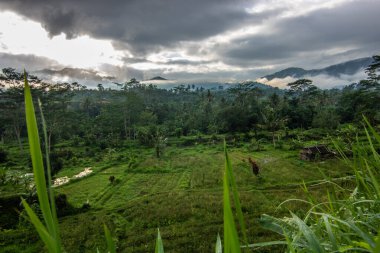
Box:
[22,72,62,252]
[0,167,6,184]
[104,224,116,253]
[258,117,380,252]
[155,228,164,253]
[287,79,314,93]
[223,141,247,252]
[215,234,222,253]
[0,147,8,162]
[2,63,379,252]
[312,108,340,129]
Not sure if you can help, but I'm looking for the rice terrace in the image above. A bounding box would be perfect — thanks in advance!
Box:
[0,1,380,252]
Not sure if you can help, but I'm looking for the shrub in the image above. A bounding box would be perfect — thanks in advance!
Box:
[0,167,6,184]
[257,117,380,252]
[274,140,285,149]
[48,152,63,176]
[289,138,304,150]
[0,147,8,163]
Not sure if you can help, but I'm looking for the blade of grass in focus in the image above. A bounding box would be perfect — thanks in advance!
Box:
[38,98,61,247]
[22,71,61,253]
[224,141,248,245]
[290,213,324,253]
[223,140,242,253]
[104,224,116,253]
[155,228,164,253]
[215,233,222,253]
[21,198,57,252]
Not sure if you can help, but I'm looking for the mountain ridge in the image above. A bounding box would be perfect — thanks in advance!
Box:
[263,57,373,81]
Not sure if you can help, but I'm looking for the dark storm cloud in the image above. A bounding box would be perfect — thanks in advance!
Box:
[220,0,380,68]
[122,56,213,66]
[0,0,378,85]
[163,59,213,66]
[0,52,61,70]
[0,0,276,56]
[98,63,144,81]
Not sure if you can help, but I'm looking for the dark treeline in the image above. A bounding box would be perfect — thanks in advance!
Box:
[0,56,379,154]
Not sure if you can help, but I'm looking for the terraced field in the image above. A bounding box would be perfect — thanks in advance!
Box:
[41,143,350,252]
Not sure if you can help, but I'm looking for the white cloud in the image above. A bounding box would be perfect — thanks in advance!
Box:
[257,70,368,89]
[0,11,124,69]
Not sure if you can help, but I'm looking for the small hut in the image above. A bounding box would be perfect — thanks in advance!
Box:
[300,145,335,161]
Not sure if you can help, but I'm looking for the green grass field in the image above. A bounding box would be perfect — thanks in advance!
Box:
[1,140,353,252]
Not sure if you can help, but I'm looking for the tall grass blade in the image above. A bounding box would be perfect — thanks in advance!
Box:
[374,229,380,253]
[224,140,248,245]
[322,216,338,252]
[363,116,380,144]
[215,233,222,253]
[291,213,324,253]
[155,228,164,253]
[244,240,289,248]
[319,213,376,249]
[326,190,335,213]
[363,126,380,164]
[223,141,242,253]
[38,99,61,245]
[23,71,61,252]
[223,169,242,253]
[364,160,380,199]
[21,198,57,252]
[104,224,116,253]
[259,214,287,235]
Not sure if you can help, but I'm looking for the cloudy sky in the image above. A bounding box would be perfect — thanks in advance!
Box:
[0,0,379,87]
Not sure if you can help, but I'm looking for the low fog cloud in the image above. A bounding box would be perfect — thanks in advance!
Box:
[257,70,368,89]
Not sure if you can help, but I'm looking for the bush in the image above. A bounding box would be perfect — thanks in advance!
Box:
[0,168,6,184]
[174,128,182,138]
[48,152,64,176]
[259,118,380,252]
[0,148,8,163]
[274,140,285,149]
[180,138,196,147]
[289,138,304,150]
[71,135,81,146]
[248,138,266,151]
[99,141,108,150]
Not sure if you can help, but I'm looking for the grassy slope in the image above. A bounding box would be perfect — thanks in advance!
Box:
[1,142,351,252]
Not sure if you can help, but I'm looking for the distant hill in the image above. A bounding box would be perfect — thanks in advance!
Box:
[148,76,167,81]
[263,57,373,81]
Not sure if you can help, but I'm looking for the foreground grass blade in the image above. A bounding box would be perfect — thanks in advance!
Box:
[224,141,248,245]
[322,216,338,252]
[215,233,222,253]
[223,141,242,253]
[38,99,61,246]
[363,116,380,144]
[291,213,324,253]
[21,198,58,253]
[364,126,380,164]
[23,71,61,252]
[374,229,380,253]
[223,170,242,253]
[155,228,164,253]
[104,224,116,253]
